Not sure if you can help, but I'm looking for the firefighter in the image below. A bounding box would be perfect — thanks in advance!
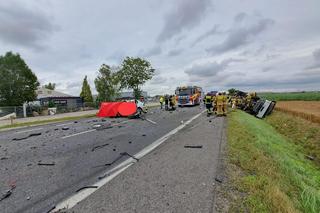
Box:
[159,96,164,109]
[164,95,169,111]
[215,92,224,116]
[169,95,176,110]
[222,92,228,115]
[231,96,237,110]
[204,93,213,116]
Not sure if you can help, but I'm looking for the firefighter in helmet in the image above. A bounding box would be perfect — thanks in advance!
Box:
[215,92,224,116]
[204,93,213,116]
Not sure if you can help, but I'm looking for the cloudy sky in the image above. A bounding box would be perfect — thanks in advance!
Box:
[0,0,320,96]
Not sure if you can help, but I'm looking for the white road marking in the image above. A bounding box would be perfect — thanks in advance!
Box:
[15,127,43,134]
[56,122,74,127]
[61,129,96,139]
[145,118,157,125]
[51,111,204,212]
[60,119,132,139]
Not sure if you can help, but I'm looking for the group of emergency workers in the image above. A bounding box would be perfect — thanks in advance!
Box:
[159,95,176,111]
[204,92,228,116]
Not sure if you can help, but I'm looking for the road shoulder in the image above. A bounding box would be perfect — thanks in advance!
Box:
[70,115,226,213]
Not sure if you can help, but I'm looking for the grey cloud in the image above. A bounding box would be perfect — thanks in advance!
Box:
[234,12,247,23]
[207,15,274,54]
[167,48,184,57]
[140,46,162,57]
[262,66,273,72]
[305,48,320,69]
[157,0,212,42]
[191,25,219,47]
[0,3,56,49]
[150,75,167,85]
[185,58,244,77]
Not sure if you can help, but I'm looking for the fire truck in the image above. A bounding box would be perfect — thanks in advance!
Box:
[175,86,203,107]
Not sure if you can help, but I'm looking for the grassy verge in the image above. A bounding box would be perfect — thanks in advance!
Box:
[258,91,320,101]
[227,110,320,212]
[0,114,96,130]
[266,111,320,166]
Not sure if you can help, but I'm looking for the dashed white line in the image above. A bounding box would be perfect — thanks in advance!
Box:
[15,127,43,134]
[51,111,204,212]
[56,122,74,127]
[145,118,157,125]
[61,129,96,139]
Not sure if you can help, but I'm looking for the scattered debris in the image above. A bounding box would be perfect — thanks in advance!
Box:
[215,176,223,183]
[30,146,37,150]
[184,145,203,149]
[74,121,78,123]
[0,190,12,201]
[0,157,8,160]
[46,206,56,213]
[142,134,146,137]
[45,130,50,133]
[113,148,116,151]
[128,141,132,144]
[62,127,69,130]
[26,196,31,200]
[120,152,139,161]
[27,163,32,167]
[12,132,42,141]
[38,162,55,166]
[54,128,59,131]
[91,143,109,152]
[93,123,113,130]
[76,186,98,192]
[101,119,106,122]
[92,120,98,122]
[306,155,315,161]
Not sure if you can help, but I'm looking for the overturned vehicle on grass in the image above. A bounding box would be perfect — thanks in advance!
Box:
[234,90,276,118]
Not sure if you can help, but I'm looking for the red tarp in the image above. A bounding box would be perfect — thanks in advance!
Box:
[97,102,137,117]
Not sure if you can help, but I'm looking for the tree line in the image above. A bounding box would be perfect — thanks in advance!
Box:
[0,52,154,107]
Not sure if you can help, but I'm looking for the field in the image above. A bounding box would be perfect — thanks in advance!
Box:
[226,110,320,212]
[275,101,320,123]
[258,91,320,101]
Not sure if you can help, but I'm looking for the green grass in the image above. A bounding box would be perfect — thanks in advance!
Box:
[0,114,96,130]
[228,110,320,212]
[258,91,320,101]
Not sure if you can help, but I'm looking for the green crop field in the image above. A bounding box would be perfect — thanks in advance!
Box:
[258,91,320,101]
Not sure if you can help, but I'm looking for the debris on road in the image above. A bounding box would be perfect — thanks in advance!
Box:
[37,162,55,166]
[12,132,42,141]
[0,190,12,202]
[120,152,139,161]
[142,134,146,137]
[184,145,203,149]
[74,121,78,123]
[215,176,223,183]
[76,186,98,192]
[1,157,8,160]
[91,143,109,152]
[93,123,113,130]
[62,127,69,130]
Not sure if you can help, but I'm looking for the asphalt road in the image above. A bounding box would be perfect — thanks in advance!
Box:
[0,106,203,213]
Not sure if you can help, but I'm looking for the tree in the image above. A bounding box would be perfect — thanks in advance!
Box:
[0,52,39,106]
[94,64,120,102]
[80,76,93,102]
[118,57,154,99]
[228,88,237,96]
[44,82,56,90]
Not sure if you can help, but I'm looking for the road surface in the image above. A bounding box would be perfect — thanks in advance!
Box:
[0,106,226,213]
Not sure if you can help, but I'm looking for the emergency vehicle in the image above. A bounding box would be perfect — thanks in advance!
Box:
[175,86,203,106]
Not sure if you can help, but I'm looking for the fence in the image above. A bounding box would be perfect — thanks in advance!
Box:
[0,102,98,119]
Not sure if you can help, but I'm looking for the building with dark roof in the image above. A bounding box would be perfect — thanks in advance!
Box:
[36,87,83,108]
